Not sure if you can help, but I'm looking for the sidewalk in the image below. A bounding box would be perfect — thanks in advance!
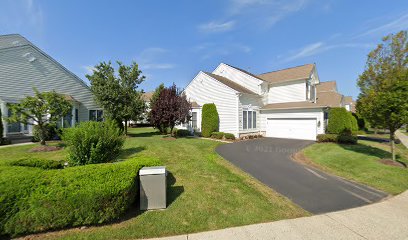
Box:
[148,191,408,240]
[396,130,408,148]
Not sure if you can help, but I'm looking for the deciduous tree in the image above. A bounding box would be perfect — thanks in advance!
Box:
[7,89,72,145]
[357,31,408,161]
[150,84,191,136]
[87,61,145,135]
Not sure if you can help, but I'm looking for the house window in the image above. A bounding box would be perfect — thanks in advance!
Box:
[243,111,248,130]
[89,110,104,122]
[192,112,197,129]
[242,110,257,130]
[75,109,79,124]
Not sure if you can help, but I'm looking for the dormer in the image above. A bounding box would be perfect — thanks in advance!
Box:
[257,64,319,104]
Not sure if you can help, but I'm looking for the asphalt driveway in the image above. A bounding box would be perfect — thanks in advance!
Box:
[216,138,388,214]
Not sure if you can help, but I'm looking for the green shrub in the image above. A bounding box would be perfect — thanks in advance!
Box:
[317,134,338,143]
[173,129,191,137]
[211,132,224,139]
[62,120,125,166]
[9,158,64,169]
[33,123,60,142]
[348,112,359,132]
[327,107,352,134]
[0,156,160,237]
[224,133,235,140]
[337,129,358,144]
[352,113,366,130]
[201,103,219,137]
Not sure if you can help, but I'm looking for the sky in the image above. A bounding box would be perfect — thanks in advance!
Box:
[0,0,407,99]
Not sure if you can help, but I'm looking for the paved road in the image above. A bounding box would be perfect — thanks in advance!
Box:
[216,138,388,214]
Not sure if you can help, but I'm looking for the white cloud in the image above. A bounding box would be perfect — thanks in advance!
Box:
[198,20,235,33]
[136,47,176,70]
[0,0,44,34]
[283,42,373,62]
[193,42,252,60]
[81,65,96,75]
[357,12,408,38]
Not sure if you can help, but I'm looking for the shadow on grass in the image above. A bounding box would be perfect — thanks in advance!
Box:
[166,171,184,207]
[339,143,391,159]
[118,146,146,159]
[127,131,161,138]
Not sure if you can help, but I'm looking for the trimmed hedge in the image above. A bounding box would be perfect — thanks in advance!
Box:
[317,131,357,144]
[0,156,160,237]
[173,128,191,137]
[8,158,64,170]
[224,133,236,140]
[201,103,219,138]
[327,107,352,134]
[348,112,359,132]
[62,120,125,166]
[210,132,236,140]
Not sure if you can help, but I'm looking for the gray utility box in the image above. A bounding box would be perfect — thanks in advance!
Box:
[139,166,167,210]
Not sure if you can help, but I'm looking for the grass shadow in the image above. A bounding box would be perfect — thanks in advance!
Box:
[127,131,161,138]
[118,146,146,159]
[339,143,391,159]
[166,171,184,207]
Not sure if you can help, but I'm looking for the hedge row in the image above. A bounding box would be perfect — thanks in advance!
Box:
[317,132,358,144]
[172,128,191,137]
[210,132,235,140]
[0,156,160,237]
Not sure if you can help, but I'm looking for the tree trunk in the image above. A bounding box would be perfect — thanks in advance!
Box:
[39,123,46,145]
[124,120,128,135]
[170,125,174,137]
[390,131,396,161]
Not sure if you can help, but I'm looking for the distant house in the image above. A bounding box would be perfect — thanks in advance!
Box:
[179,63,354,140]
[0,34,102,138]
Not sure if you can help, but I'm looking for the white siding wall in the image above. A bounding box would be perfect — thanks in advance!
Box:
[267,80,307,104]
[212,63,263,95]
[184,72,239,136]
[238,94,263,134]
[260,108,325,135]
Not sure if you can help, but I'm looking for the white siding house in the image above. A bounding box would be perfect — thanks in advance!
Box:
[182,63,350,141]
[0,34,101,138]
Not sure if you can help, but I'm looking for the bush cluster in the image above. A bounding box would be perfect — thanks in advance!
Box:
[32,123,61,142]
[317,130,357,144]
[210,132,236,140]
[62,120,125,166]
[172,128,191,137]
[0,156,160,237]
[327,108,351,134]
[201,103,219,137]
[9,157,64,169]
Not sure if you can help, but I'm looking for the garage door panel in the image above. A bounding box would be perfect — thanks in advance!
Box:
[266,118,316,140]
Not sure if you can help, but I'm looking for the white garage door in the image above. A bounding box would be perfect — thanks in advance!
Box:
[266,118,317,140]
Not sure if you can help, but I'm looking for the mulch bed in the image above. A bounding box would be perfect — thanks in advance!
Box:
[29,146,63,152]
[161,137,176,141]
[379,159,407,168]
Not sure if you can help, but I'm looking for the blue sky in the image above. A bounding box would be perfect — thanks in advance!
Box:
[1,0,407,99]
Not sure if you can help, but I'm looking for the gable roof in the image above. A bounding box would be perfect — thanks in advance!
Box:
[316,91,343,108]
[204,72,256,94]
[316,81,337,93]
[257,64,315,83]
[343,96,353,104]
[261,101,327,110]
[222,63,265,82]
[142,92,154,101]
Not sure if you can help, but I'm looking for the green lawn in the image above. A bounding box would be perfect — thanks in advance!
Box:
[0,127,307,239]
[303,140,408,195]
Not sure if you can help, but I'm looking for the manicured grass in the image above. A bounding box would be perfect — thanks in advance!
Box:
[0,128,307,239]
[303,140,408,195]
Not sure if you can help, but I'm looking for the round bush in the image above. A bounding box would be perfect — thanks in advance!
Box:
[348,112,358,132]
[62,120,125,165]
[327,108,352,134]
[201,103,219,137]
